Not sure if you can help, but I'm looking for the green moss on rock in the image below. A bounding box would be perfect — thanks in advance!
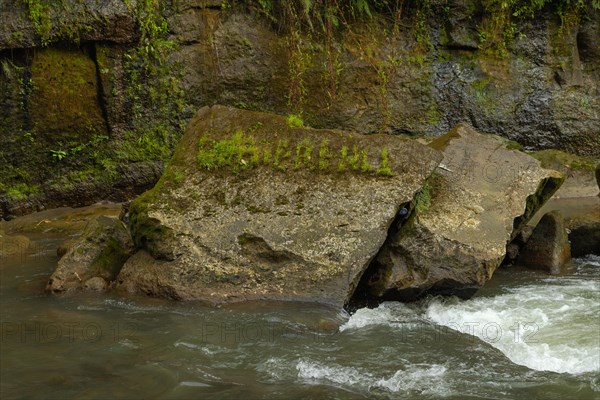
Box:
[196,125,398,177]
[529,149,598,173]
[29,47,106,141]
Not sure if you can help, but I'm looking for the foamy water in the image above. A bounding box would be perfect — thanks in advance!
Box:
[342,256,600,376]
[2,234,598,399]
[296,360,449,396]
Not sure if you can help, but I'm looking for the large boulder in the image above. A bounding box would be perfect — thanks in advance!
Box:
[46,215,134,293]
[116,106,442,307]
[359,124,563,301]
[516,211,571,273]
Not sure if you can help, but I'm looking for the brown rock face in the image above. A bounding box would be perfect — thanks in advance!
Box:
[356,124,563,302]
[517,211,571,273]
[116,106,443,308]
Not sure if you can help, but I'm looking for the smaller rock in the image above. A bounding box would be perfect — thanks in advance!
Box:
[517,211,571,273]
[529,150,598,198]
[569,222,600,256]
[47,216,134,293]
[515,225,534,246]
[57,239,77,260]
[505,243,520,262]
[318,319,340,334]
[83,277,108,291]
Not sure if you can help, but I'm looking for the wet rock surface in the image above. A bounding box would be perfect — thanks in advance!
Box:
[0,0,135,49]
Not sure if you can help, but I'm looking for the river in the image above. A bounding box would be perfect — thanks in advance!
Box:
[1,233,598,399]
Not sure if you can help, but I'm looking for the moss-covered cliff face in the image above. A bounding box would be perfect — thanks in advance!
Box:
[1,0,599,217]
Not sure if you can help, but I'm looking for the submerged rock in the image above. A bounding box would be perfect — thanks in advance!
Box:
[117,106,442,307]
[47,215,134,293]
[0,230,30,259]
[517,211,571,273]
[358,124,563,301]
[83,277,109,292]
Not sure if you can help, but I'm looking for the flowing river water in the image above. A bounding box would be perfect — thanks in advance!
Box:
[1,233,599,399]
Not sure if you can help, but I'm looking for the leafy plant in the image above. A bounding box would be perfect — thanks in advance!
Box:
[5,183,40,201]
[414,181,432,213]
[196,128,395,177]
[376,148,393,176]
[50,149,67,161]
[286,114,304,128]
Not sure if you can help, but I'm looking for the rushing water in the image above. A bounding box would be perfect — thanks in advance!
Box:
[1,234,599,399]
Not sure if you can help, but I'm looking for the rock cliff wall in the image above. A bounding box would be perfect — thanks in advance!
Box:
[1,0,598,217]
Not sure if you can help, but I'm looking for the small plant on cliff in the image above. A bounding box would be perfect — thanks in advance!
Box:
[287,114,304,128]
[318,140,333,171]
[5,183,40,201]
[337,145,349,172]
[120,0,188,164]
[198,130,260,171]
[478,0,600,57]
[50,149,67,161]
[22,0,52,44]
[196,128,395,178]
[376,148,393,176]
[414,181,432,213]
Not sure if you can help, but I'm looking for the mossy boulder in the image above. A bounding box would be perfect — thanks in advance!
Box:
[117,106,443,307]
[46,215,134,293]
[29,47,107,141]
[358,123,564,301]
